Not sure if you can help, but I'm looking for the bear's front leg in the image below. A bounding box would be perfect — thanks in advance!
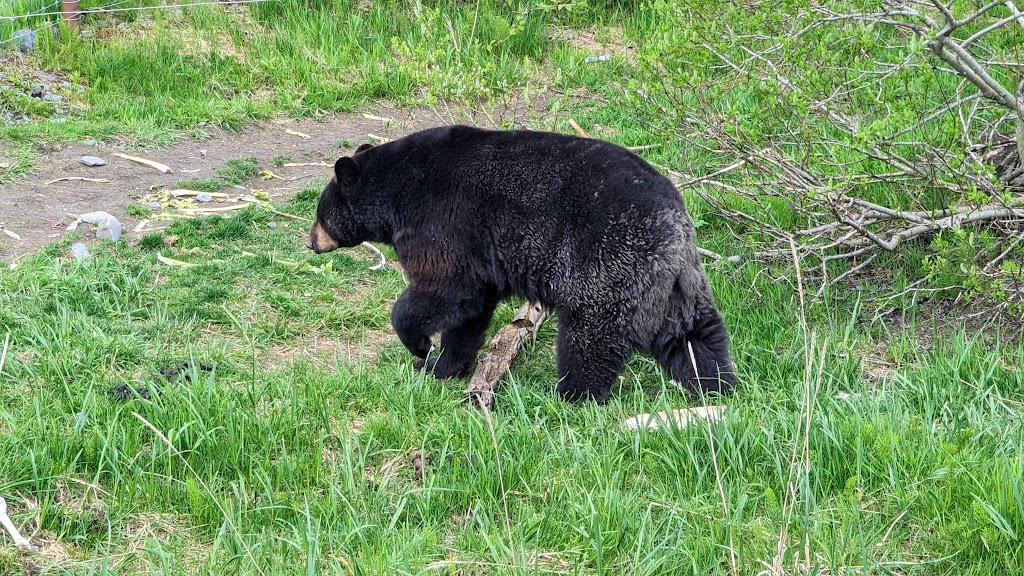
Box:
[391,288,436,359]
[424,304,497,379]
[391,286,496,378]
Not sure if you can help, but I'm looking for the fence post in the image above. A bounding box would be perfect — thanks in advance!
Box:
[61,0,81,29]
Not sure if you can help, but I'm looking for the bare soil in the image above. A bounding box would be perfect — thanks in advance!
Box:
[0,101,544,263]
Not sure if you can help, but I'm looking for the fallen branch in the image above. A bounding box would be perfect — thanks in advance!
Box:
[112,153,172,174]
[45,177,110,184]
[623,405,725,431]
[466,301,547,411]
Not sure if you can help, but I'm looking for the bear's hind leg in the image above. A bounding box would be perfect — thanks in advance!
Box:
[657,307,737,397]
[554,312,632,403]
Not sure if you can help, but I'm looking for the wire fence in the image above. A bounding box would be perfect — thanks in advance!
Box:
[1,0,61,48]
[1,0,272,49]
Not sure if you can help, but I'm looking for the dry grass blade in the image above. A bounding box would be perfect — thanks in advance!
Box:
[687,341,737,574]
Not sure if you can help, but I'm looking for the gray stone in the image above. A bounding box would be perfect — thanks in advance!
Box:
[84,139,97,146]
[78,210,114,225]
[71,242,90,260]
[199,149,207,157]
[147,201,162,210]
[31,85,43,98]
[96,216,122,241]
[232,185,246,190]
[80,156,107,167]
[43,94,62,102]
[197,121,207,127]
[13,28,35,52]
[195,193,213,203]
[267,221,278,229]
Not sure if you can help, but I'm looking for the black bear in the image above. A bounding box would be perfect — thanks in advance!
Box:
[308,125,738,402]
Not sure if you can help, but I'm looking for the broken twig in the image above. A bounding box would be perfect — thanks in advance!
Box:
[568,118,592,138]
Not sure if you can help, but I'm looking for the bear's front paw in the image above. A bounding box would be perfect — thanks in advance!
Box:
[414,356,438,373]
[556,380,610,404]
[414,356,471,379]
[408,336,432,358]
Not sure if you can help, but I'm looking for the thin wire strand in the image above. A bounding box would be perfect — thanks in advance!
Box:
[0,18,59,46]
[1,0,271,21]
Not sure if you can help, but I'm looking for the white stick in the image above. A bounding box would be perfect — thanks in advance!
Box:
[0,497,33,551]
[362,242,387,271]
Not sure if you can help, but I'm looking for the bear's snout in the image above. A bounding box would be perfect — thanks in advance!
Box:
[307,218,341,254]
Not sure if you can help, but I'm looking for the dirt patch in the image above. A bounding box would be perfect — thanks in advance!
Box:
[0,95,551,264]
[549,25,637,65]
[265,327,397,370]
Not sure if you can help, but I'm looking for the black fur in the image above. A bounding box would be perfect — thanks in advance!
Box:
[309,125,738,402]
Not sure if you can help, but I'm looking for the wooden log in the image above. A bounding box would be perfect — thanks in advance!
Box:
[465,301,547,411]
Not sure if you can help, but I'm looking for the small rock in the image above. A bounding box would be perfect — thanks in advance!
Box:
[81,30,94,38]
[84,139,97,146]
[78,210,114,226]
[199,149,207,157]
[13,28,36,52]
[197,121,207,127]
[71,242,90,260]
[232,185,246,190]
[147,201,162,210]
[195,193,213,203]
[40,73,56,82]
[31,86,43,98]
[43,94,63,103]
[96,216,122,241]
[80,156,107,167]
[267,221,278,229]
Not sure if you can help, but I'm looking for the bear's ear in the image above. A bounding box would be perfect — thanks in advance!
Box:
[354,143,374,154]
[334,157,360,187]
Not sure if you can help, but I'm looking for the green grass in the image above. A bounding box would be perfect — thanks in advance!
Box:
[175,178,226,193]
[1,187,1022,575]
[1,1,1023,573]
[217,156,261,186]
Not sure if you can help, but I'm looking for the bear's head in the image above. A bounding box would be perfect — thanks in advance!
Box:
[307,143,377,254]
